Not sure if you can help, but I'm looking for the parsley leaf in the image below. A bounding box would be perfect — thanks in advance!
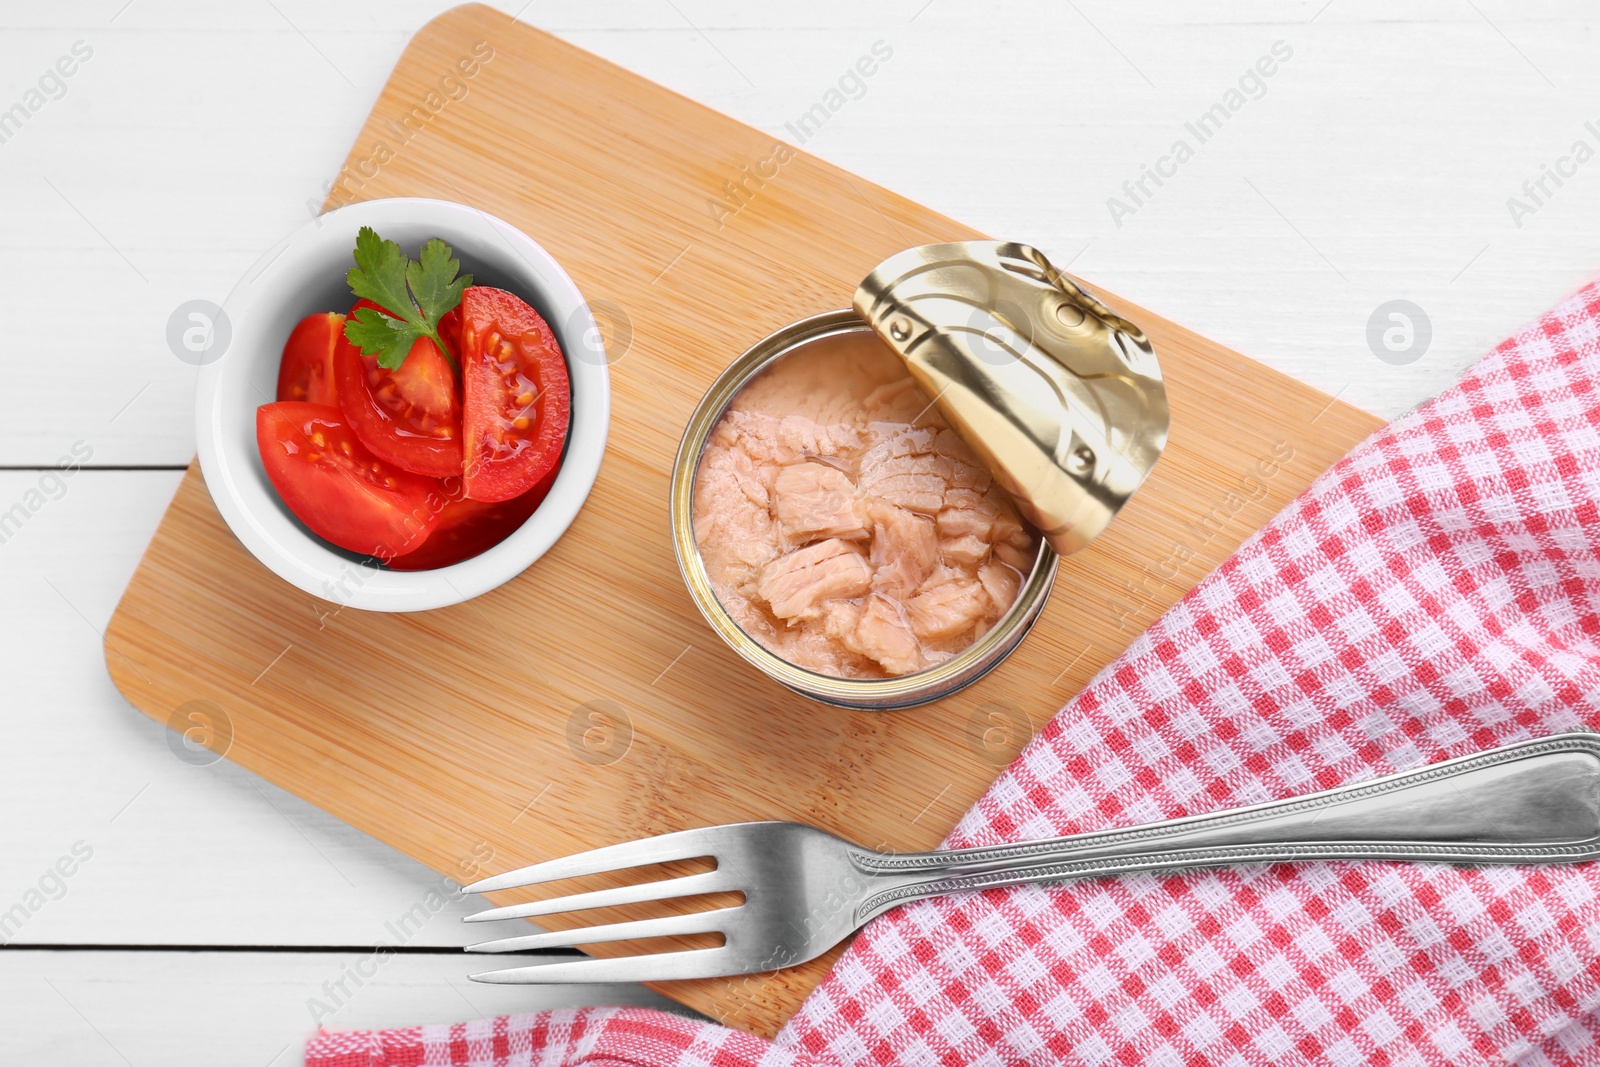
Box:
[343,226,471,372]
[408,238,471,326]
[344,306,428,368]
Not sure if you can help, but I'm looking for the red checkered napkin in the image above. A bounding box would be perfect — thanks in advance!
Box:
[309,280,1600,1067]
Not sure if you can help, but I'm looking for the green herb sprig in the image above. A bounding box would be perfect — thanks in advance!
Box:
[342,226,471,373]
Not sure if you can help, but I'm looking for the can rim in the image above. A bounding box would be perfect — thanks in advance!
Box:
[669,309,1059,709]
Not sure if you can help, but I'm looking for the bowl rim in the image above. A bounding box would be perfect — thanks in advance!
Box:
[195,196,610,613]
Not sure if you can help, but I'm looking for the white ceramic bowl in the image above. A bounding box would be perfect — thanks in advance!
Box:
[196,197,610,612]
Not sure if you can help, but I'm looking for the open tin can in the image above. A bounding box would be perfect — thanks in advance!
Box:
[670,241,1170,710]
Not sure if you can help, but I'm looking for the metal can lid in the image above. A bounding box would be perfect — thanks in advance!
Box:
[853,241,1169,557]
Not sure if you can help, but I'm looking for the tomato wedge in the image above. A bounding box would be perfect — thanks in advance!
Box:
[387,469,553,571]
[276,312,343,406]
[256,402,440,558]
[438,303,463,355]
[459,286,571,502]
[334,298,463,479]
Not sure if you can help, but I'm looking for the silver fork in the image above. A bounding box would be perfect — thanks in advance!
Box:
[463,732,1600,983]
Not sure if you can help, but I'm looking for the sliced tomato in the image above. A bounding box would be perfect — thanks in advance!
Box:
[459,286,572,502]
[256,402,441,558]
[387,468,554,571]
[334,298,464,479]
[276,312,343,406]
[438,303,463,355]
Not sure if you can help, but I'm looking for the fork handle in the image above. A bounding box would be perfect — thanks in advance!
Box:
[853,733,1600,921]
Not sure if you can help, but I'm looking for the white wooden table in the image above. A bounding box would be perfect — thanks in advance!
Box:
[4,1,1597,1061]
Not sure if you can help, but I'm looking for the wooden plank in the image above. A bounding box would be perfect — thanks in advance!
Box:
[5,1,1598,466]
[0,471,505,949]
[104,4,1383,1037]
[0,949,684,1065]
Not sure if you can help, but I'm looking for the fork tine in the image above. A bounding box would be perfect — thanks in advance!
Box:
[464,869,733,923]
[464,827,719,895]
[470,946,735,985]
[464,906,734,954]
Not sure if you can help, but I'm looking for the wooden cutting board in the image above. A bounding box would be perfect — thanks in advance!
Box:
[105,3,1383,1038]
